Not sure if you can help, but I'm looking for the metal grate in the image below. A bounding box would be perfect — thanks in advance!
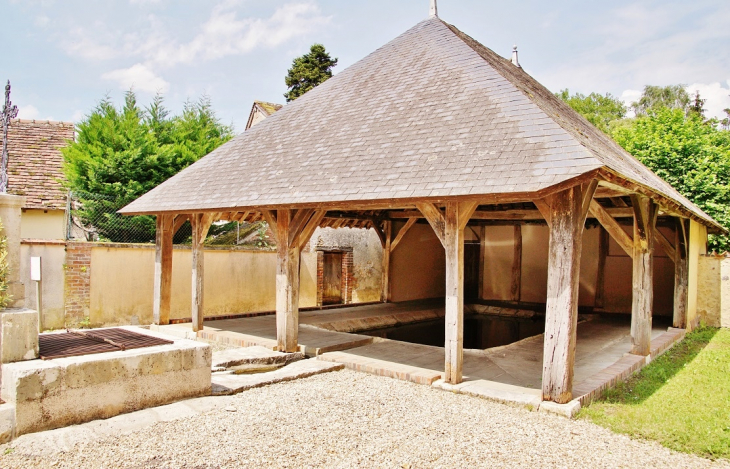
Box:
[39,328,174,360]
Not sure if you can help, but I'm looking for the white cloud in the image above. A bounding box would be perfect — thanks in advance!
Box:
[34,15,50,27]
[129,0,162,4]
[685,81,730,120]
[17,105,39,120]
[101,63,170,93]
[148,2,330,67]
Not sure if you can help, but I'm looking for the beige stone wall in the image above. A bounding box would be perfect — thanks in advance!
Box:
[89,245,318,327]
[20,241,66,330]
[20,209,65,240]
[390,222,445,302]
[696,254,730,328]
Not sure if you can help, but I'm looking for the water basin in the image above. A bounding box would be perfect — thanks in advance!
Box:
[361,314,545,349]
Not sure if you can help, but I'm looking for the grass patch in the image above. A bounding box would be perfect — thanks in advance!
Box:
[579,326,730,459]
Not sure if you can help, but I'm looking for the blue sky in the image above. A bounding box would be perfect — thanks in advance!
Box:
[3,0,729,131]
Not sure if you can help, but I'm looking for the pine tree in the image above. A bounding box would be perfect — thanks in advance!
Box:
[284,44,338,102]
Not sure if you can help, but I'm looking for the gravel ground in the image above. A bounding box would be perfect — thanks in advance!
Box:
[1,369,727,469]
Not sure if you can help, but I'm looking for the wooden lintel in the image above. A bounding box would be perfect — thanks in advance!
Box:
[388,207,635,221]
[416,202,446,247]
[390,218,417,253]
[589,200,634,258]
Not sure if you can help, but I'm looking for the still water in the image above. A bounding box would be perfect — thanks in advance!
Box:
[362,314,545,350]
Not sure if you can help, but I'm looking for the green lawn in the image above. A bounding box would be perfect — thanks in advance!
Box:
[579,327,730,459]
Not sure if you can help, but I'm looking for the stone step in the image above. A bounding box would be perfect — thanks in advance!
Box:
[211,358,344,396]
[211,346,304,370]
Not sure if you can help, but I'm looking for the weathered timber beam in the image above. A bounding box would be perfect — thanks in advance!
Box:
[173,214,190,234]
[381,220,392,302]
[533,198,552,227]
[673,218,689,328]
[630,195,657,356]
[580,180,599,221]
[191,212,217,333]
[654,228,676,260]
[458,201,479,230]
[416,202,446,247]
[511,225,522,302]
[276,209,300,352]
[260,210,278,241]
[289,209,315,241]
[390,217,417,252]
[589,200,634,258]
[387,207,636,220]
[153,214,175,325]
[296,210,326,250]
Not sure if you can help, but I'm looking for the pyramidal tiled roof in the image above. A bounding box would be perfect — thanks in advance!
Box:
[121,18,717,229]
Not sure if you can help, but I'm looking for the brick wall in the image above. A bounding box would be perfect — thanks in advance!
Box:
[64,242,91,326]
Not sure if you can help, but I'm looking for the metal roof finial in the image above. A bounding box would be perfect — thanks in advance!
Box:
[429,0,438,18]
[511,45,521,69]
[1,80,19,193]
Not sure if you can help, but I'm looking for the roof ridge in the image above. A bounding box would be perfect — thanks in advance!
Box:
[12,118,75,126]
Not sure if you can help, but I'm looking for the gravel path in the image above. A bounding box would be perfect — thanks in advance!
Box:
[1,369,727,468]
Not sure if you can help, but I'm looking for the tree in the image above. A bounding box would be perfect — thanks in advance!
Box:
[611,108,730,251]
[632,85,690,117]
[556,89,626,133]
[688,90,707,119]
[284,44,338,102]
[62,91,234,242]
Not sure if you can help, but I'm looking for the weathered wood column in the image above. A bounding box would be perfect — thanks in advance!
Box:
[537,181,596,403]
[275,209,300,352]
[418,201,477,384]
[381,221,392,302]
[630,195,657,356]
[191,213,215,332]
[673,219,689,328]
[153,214,174,325]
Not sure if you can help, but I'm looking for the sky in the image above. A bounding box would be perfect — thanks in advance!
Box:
[2,0,729,132]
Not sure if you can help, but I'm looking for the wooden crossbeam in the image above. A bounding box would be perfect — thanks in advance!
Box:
[390,218,417,252]
[387,207,635,221]
[416,202,446,246]
[654,229,676,260]
[260,210,278,241]
[296,210,326,249]
[532,198,552,227]
[289,209,315,241]
[589,200,634,258]
[173,214,189,234]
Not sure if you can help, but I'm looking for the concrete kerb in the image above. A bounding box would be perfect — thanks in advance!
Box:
[432,378,543,412]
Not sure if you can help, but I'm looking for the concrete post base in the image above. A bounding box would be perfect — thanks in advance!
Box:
[0,308,39,364]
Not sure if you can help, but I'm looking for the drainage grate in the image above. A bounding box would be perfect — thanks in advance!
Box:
[39,328,174,360]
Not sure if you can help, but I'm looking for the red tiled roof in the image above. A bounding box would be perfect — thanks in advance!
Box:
[6,119,74,210]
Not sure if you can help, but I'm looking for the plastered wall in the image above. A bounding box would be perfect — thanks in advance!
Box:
[20,241,66,330]
[390,222,445,302]
[88,246,318,327]
[20,209,65,240]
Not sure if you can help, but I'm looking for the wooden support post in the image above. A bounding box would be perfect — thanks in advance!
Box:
[191,213,215,332]
[381,221,392,303]
[153,214,175,325]
[594,227,608,309]
[418,201,477,384]
[630,194,657,356]
[511,225,522,302]
[673,218,689,328]
[540,182,596,403]
[478,226,486,300]
[276,209,300,352]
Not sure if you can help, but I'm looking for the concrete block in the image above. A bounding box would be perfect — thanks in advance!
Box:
[538,399,581,419]
[1,327,211,438]
[0,403,15,443]
[1,308,39,363]
[433,378,543,411]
